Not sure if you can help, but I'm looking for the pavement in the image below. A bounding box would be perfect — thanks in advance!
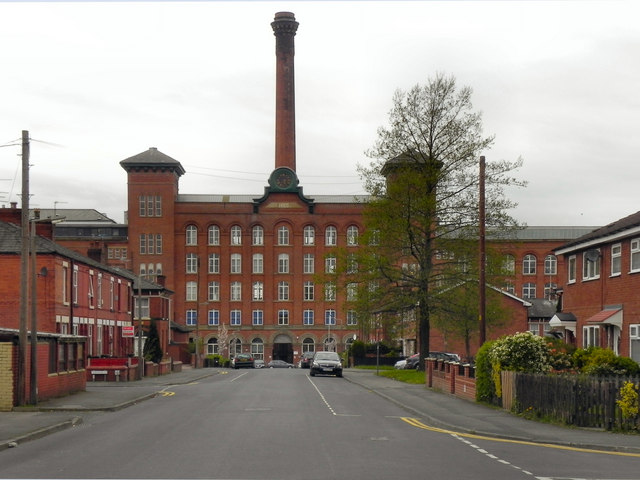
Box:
[2,367,640,454]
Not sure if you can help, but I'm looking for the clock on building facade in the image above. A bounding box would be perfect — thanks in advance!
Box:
[269,167,298,191]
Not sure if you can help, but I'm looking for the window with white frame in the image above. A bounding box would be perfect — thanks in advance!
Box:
[303,225,315,245]
[208,310,219,326]
[230,282,242,301]
[252,282,264,301]
[209,254,220,274]
[347,225,359,246]
[186,310,197,326]
[583,250,600,280]
[503,254,515,274]
[325,255,336,273]
[611,243,622,276]
[97,273,103,308]
[347,254,358,274]
[88,272,95,308]
[544,255,557,275]
[303,253,314,274]
[186,225,197,246]
[303,310,314,325]
[208,281,220,301]
[324,309,336,325]
[186,253,198,274]
[230,225,242,245]
[583,325,600,348]
[278,226,290,245]
[325,226,337,246]
[523,254,536,275]
[231,253,242,274]
[186,281,197,301]
[568,255,577,283]
[302,337,315,352]
[325,282,336,301]
[278,281,289,301]
[278,253,289,273]
[139,234,147,255]
[278,310,289,325]
[147,234,154,255]
[252,225,264,246]
[134,297,150,318]
[630,325,640,363]
[206,338,218,355]
[544,282,557,300]
[347,283,358,302]
[631,239,640,272]
[347,310,357,325]
[252,310,264,325]
[253,253,264,274]
[230,310,242,326]
[208,225,220,245]
[251,338,264,360]
[522,282,536,299]
[230,338,242,355]
[303,281,314,301]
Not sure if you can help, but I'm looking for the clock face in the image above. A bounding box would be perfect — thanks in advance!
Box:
[276,170,293,189]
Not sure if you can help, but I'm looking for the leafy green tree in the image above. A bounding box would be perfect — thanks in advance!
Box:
[355,73,525,369]
[143,319,163,364]
[432,280,508,361]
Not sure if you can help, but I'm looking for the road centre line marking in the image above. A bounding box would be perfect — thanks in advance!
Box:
[307,376,337,415]
[400,417,640,458]
[230,372,250,382]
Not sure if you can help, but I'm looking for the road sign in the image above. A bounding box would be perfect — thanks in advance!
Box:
[122,326,135,337]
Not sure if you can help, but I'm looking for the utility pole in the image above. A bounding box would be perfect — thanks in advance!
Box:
[479,156,486,347]
[29,217,38,404]
[18,130,30,406]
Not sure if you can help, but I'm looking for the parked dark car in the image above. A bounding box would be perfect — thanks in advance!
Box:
[268,359,294,368]
[405,353,421,369]
[429,352,461,362]
[230,353,254,369]
[405,352,461,369]
[298,351,315,369]
[309,351,343,377]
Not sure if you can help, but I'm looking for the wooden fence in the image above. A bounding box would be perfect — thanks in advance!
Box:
[508,373,640,431]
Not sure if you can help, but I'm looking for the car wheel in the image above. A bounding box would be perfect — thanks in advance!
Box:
[336,372,343,378]
[310,371,315,376]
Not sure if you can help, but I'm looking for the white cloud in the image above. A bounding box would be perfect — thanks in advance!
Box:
[0,0,638,226]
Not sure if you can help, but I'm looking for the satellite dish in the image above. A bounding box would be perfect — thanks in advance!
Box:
[585,249,600,262]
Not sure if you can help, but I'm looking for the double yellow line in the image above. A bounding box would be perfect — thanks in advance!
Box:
[400,417,640,457]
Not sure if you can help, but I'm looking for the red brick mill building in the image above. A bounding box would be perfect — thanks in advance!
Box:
[121,13,365,366]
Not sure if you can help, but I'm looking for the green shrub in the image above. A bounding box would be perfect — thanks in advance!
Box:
[546,338,575,371]
[617,381,639,421]
[573,347,639,376]
[349,340,366,358]
[475,340,497,404]
[489,332,551,373]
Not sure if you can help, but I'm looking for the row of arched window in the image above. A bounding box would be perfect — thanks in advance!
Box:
[184,224,360,247]
[503,254,558,275]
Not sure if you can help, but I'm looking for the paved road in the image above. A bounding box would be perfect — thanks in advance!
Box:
[1,367,640,479]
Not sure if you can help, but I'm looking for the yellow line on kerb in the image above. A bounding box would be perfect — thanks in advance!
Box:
[400,417,640,457]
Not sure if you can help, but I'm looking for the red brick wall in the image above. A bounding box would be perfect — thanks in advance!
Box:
[11,342,86,406]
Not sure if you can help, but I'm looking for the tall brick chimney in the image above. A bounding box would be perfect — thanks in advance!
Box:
[271,12,298,172]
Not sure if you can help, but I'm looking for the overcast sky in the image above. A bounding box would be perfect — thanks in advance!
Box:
[0,0,638,227]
